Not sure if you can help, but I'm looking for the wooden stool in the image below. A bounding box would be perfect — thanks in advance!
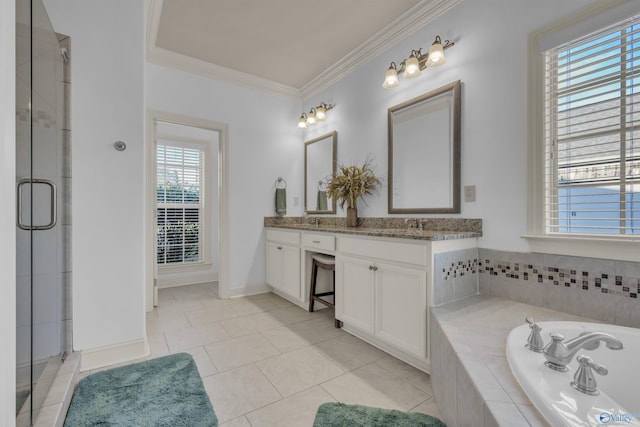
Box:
[308,254,341,328]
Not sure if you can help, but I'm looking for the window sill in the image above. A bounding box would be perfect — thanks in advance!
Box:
[522,234,640,262]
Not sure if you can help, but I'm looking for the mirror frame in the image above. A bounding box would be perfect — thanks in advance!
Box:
[388,80,461,214]
[304,131,337,214]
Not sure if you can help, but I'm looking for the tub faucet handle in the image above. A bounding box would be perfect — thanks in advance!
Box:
[525,317,544,352]
[571,354,607,395]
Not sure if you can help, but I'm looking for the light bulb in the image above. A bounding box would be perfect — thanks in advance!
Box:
[297,114,307,129]
[316,106,326,121]
[427,37,446,67]
[403,55,421,78]
[382,64,399,89]
[306,109,316,126]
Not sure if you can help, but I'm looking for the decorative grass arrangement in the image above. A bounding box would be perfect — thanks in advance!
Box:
[327,160,381,226]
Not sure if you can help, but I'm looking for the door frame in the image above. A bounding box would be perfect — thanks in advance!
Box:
[144,110,229,311]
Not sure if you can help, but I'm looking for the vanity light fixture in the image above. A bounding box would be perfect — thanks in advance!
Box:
[297,102,334,129]
[382,35,454,89]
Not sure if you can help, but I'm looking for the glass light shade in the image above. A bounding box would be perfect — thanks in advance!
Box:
[306,110,317,126]
[427,41,446,67]
[383,67,399,89]
[403,56,421,78]
[297,115,307,129]
[315,106,326,121]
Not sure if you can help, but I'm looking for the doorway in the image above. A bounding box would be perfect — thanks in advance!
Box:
[145,112,229,311]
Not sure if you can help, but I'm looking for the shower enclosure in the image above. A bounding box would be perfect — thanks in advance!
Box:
[15,0,71,425]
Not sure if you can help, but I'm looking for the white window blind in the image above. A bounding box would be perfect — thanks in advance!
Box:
[156,143,204,265]
[544,14,640,236]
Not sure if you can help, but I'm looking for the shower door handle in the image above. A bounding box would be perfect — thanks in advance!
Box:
[16,178,57,231]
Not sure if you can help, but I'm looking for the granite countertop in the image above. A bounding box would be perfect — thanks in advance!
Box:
[431,295,594,426]
[264,217,482,241]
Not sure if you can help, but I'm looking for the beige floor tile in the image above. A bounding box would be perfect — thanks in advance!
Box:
[183,346,218,377]
[411,396,444,421]
[171,283,218,301]
[246,386,335,427]
[255,347,345,397]
[260,316,345,353]
[312,334,388,371]
[146,335,170,358]
[219,312,286,337]
[219,416,252,427]
[375,356,434,396]
[164,322,230,353]
[202,365,282,423]
[204,333,280,372]
[186,305,242,326]
[267,305,315,325]
[321,362,429,411]
[228,294,293,315]
[156,298,204,316]
[146,311,191,337]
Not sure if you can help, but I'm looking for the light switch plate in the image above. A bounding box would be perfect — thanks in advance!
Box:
[464,185,476,202]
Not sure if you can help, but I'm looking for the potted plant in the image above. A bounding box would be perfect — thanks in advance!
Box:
[326,160,381,227]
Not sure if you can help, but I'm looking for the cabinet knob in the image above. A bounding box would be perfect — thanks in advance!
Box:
[373,266,378,271]
[312,240,321,244]
[368,265,373,270]
[277,246,283,250]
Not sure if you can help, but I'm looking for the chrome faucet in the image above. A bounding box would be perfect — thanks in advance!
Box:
[542,331,623,372]
[524,317,544,352]
[305,216,319,228]
[405,218,423,231]
[571,354,608,395]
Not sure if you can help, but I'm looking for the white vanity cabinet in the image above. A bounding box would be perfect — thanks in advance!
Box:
[266,229,301,302]
[265,226,477,373]
[337,236,429,369]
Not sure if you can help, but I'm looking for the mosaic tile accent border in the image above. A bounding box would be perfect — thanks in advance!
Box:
[479,259,639,299]
[441,259,479,280]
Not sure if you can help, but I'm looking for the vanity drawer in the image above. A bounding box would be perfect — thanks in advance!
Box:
[302,233,335,252]
[339,236,428,266]
[266,229,300,245]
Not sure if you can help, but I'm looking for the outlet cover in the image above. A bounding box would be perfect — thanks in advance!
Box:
[464,185,476,202]
[293,196,300,207]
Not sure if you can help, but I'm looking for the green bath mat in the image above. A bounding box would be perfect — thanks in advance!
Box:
[64,353,217,427]
[314,402,446,427]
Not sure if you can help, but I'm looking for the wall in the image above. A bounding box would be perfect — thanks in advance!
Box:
[145,63,302,295]
[43,0,146,355]
[0,0,16,422]
[302,0,601,253]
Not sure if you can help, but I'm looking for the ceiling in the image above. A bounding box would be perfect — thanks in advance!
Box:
[148,0,459,97]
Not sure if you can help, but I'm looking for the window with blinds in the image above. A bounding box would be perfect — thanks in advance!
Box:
[544,15,640,236]
[156,144,204,265]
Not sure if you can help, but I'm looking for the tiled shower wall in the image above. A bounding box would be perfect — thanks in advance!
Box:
[433,248,640,328]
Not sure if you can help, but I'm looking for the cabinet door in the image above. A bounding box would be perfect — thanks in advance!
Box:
[375,262,427,358]
[266,242,283,289]
[280,245,301,299]
[337,255,375,334]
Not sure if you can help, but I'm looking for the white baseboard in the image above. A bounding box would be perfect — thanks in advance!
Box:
[158,271,218,289]
[80,338,150,372]
[225,283,272,299]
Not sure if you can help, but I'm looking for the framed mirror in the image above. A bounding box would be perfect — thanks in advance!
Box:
[388,80,461,214]
[304,131,337,214]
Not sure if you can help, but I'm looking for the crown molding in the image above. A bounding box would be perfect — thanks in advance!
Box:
[147,45,301,98]
[146,0,462,99]
[301,0,462,99]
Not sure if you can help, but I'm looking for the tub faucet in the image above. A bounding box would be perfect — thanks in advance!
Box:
[542,331,623,372]
[524,317,544,352]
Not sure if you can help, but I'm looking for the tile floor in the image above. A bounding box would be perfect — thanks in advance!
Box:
[106,283,443,426]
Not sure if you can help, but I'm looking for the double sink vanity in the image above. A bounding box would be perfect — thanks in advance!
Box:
[265,216,481,372]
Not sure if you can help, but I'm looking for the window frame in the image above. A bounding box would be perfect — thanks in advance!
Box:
[526,0,640,262]
[155,134,213,272]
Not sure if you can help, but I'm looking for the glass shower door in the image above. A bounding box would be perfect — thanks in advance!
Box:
[16,0,67,425]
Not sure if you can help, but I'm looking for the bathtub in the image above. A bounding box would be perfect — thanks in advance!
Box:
[507,321,640,427]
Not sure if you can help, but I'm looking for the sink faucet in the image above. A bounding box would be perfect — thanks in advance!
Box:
[405,218,423,230]
[542,331,623,372]
[305,216,319,227]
